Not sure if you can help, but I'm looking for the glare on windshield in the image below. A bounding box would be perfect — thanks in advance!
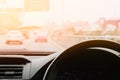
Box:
[0,0,119,54]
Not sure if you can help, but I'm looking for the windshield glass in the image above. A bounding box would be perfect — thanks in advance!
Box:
[0,0,119,55]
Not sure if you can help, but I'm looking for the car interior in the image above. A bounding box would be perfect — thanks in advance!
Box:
[0,0,120,80]
[43,40,120,80]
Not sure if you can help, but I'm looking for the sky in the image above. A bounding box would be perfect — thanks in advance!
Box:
[0,0,120,26]
[63,0,120,22]
[0,0,24,8]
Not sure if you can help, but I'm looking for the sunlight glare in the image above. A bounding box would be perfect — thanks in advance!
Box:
[6,0,24,8]
[64,0,120,22]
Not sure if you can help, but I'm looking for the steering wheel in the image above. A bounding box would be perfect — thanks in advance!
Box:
[43,40,120,80]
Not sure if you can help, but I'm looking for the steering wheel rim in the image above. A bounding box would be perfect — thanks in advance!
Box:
[43,40,120,80]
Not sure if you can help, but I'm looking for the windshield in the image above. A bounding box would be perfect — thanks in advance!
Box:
[0,0,120,55]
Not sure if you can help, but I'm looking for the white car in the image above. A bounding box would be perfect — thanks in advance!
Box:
[6,30,24,45]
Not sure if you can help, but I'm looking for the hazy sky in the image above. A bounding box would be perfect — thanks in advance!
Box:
[63,0,120,22]
[0,0,24,8]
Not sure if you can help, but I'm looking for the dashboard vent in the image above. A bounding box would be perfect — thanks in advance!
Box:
[0,65,23,79]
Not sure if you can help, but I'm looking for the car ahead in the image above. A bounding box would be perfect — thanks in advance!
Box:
[33,30,48,43]
[5,30,24,45]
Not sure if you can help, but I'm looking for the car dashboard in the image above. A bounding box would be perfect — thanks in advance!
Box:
[0,56,30,80]
[0,40,120,80]
[0,51,61,80]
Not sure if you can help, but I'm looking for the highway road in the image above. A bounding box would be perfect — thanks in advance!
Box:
[0,35,61,52]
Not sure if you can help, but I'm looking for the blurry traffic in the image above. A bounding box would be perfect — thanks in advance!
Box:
[0,0,120,52]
